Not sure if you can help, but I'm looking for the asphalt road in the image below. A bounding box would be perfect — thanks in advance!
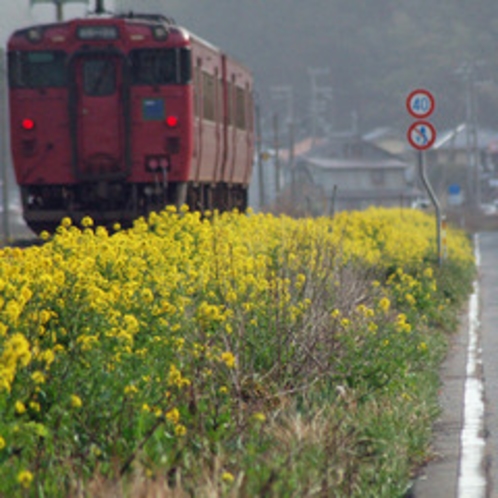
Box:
[479,232,498,497]
[413,232,498,498]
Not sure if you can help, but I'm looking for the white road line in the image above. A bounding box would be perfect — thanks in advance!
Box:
[458,234,486,497]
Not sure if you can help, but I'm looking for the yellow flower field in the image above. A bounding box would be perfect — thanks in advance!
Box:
[0,206,474,497]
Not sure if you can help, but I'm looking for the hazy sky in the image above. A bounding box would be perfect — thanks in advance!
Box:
[0,0,111,47]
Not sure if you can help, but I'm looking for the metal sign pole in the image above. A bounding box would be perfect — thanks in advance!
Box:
[406,89,442,266]
[418,150,442,266]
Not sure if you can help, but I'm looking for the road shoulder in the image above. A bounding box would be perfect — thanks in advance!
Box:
[409,311,469,497]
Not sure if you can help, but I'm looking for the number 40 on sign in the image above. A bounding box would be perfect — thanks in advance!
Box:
[406,89,435,119]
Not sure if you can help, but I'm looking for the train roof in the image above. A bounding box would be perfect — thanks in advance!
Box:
[8,12,251,74]
[9,13,180,41]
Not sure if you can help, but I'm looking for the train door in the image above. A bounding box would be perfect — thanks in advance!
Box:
[230,77,252,185]
[193,58,203,181]
[200,67,219,182]
[70,53,128,179]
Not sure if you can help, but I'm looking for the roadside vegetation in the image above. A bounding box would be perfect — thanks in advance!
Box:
[0,207,475,497]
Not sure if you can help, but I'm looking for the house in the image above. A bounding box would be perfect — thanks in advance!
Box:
[293,132,419,214]
[430,125,498,206]
[362,127,410,158]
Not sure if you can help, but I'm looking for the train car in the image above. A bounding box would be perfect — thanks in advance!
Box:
[7,6,254,233]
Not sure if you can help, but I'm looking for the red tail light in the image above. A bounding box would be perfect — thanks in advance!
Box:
[166,115,178,128]
[21,118,36,131]
[148,158,159,171]
[145,156,170,172]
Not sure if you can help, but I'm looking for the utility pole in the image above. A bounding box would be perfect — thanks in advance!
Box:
[457,62,481,208]
[271,86,295,203]
[254,97,265,209]
[308,68,332,145]
[0,49,10,243]
[56,0,63,21]
[273,113,280,196]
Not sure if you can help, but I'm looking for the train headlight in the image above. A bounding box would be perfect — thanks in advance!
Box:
[21,118,36,131]
[26,28,43,43]
[152,26,168,41]
[166,115,178,128]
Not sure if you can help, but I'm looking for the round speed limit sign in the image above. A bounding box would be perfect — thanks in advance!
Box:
[406,89,435,119]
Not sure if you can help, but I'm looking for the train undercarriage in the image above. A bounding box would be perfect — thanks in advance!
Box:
[20,181,248,234]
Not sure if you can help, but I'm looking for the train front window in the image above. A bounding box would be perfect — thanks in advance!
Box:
[83,59,116,97]
[130,48,191,86]
[8,51,66,89]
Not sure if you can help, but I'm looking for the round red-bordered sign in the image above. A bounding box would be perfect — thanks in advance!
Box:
[407,121,437,150]
[406,89,435,119]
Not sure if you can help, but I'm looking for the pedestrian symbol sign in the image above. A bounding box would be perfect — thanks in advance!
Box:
[407,121,436,150]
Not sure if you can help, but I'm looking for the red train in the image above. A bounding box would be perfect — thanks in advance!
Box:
[7,5,254,233]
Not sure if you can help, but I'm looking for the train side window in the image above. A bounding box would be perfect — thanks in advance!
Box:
[212,67,219,124]
[83,58,116,97]
[193,66,201,117]
[235,86,246,130]
[226,82,233,126]
[202,72,215,122]
[130,49,177,85]
[215,76,221,124]
[8,51,66,89]
[179,48,192,84]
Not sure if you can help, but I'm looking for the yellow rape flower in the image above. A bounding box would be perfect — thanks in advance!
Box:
[165,408,180,424]
[221,471,235,484]
[174,424,187,436]
[123,314,140,334]
[61,216,72,228]
[39,309,52,325]
[40,349,55,366]
[141,288,154,303]
[221,352,236,369]
[15,401,26,414]
[17,470,33,488]
[81,216,94,227]
[330,309,340,319]
[70,395,82,409]
[405,293,416,306]
[31,371,46,384]
[167,364,190,388]
[252,412,266,423]
[396,313,412,333]
[378,297,390,313]
[124,385,138,396]
[0,436,5,450]
[423,267,433,279]
[29,401,41,412]
[225,290,237,303]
